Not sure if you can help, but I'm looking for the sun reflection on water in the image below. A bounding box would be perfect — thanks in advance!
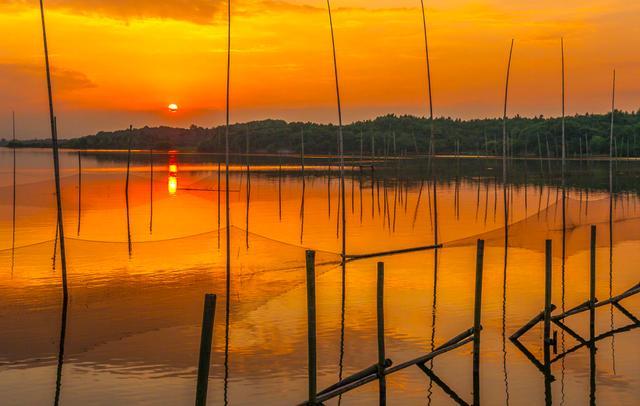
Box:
[168,152,178,196]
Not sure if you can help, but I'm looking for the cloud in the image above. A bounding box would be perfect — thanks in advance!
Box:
[0,63,95,91]
[0,0,330,24]
[3,0,227,24]
[0,63,95,112]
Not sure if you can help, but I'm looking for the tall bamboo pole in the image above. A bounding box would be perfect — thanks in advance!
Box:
[77,151,81,236]
[326,0,346,260]
[224,0,232,305]
[12,112,17,269]
[420,0,438,246]
[39,0,68,301]
[125,126,133,258]
[149,136,153,234]
[502,40,514,245]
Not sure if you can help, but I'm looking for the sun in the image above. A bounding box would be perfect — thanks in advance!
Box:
[168,103,179,112]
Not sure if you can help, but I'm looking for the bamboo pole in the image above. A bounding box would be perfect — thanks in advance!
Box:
[502,39,514,246]
[544,239,553,405]
[473,239,485,406]
[306,250,317,405]
[278,154,282,221]
[39,0,68,301]
[245,125,251,248]
[12,112,16,267]
[149,136,153,234]
[377,262,387,405]
[300,128,306,243]
[420,0,437,246]
[561,39,566,166]
[53,291,68,406]
[544,239,553,347]
[590,225,596,342]
[195,294,217,406]
[224,0,232,307]
[77,151,81,236]
[125,125,133,257]
[326,0,346,261]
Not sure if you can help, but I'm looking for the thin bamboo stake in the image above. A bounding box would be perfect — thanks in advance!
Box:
[77,151,81,236]
[326,0,346,261]
[502,39,514,245]
[300,128,306,243]
[245,125,251,248]
[224,0,232,308]
[39,1,68,301]
[149,136,153,234]
[420,0,437,246]
[11,112,16,273]
[125,125,133,257]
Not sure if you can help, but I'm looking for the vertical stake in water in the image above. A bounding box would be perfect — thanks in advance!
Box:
[224,0,232,316]
[245,125,251,248]
[39,0,68,301]
[305,250,317,405]
[589,225,597,404]
[560,38,567,267]
[77,151,82,236]
[502,39,514,244]
[125,125,133,257]
[473,239,485,406]
[420,0,437,245]
[195,294,217,406]
[326,0,346,261]
[12,112,17,268]
[543,239,553,405]
[589,225,596,340]
[149,135,154,234]
[377,262,387,405]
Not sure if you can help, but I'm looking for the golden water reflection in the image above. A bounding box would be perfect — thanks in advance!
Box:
[0,149,638,405]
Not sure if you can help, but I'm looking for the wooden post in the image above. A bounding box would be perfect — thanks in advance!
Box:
[473,239,485,406]
[544,240,553,347]
[589,225,597,405]
[306,250,317,405]
[377,262,387,405]
[195,294,217,406]
[590,225,596,341]
[543,239,553,405]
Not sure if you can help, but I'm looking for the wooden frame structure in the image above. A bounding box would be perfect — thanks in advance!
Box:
[510,226,640,382]
[302,240,485,405]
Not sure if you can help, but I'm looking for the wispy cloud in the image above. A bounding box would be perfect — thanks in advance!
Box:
[2,0,226,24]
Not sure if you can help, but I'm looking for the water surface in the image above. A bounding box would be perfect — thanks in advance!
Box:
[1,149,639,405]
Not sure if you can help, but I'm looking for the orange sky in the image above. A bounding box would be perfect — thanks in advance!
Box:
[1,0,639,138]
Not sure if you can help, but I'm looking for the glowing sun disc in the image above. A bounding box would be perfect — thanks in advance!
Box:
[168,103,179,112]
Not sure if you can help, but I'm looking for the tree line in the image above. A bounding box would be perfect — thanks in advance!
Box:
[3,111,640,157]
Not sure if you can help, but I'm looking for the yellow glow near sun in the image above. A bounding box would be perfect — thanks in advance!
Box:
[168,103,178,112]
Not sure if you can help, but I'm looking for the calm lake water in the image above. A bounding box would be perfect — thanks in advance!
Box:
[0,148,639,405]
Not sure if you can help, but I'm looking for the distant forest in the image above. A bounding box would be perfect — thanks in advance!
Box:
[4,112,640,157]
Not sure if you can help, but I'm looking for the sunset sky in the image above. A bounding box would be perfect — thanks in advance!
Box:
[1,0,639,138]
